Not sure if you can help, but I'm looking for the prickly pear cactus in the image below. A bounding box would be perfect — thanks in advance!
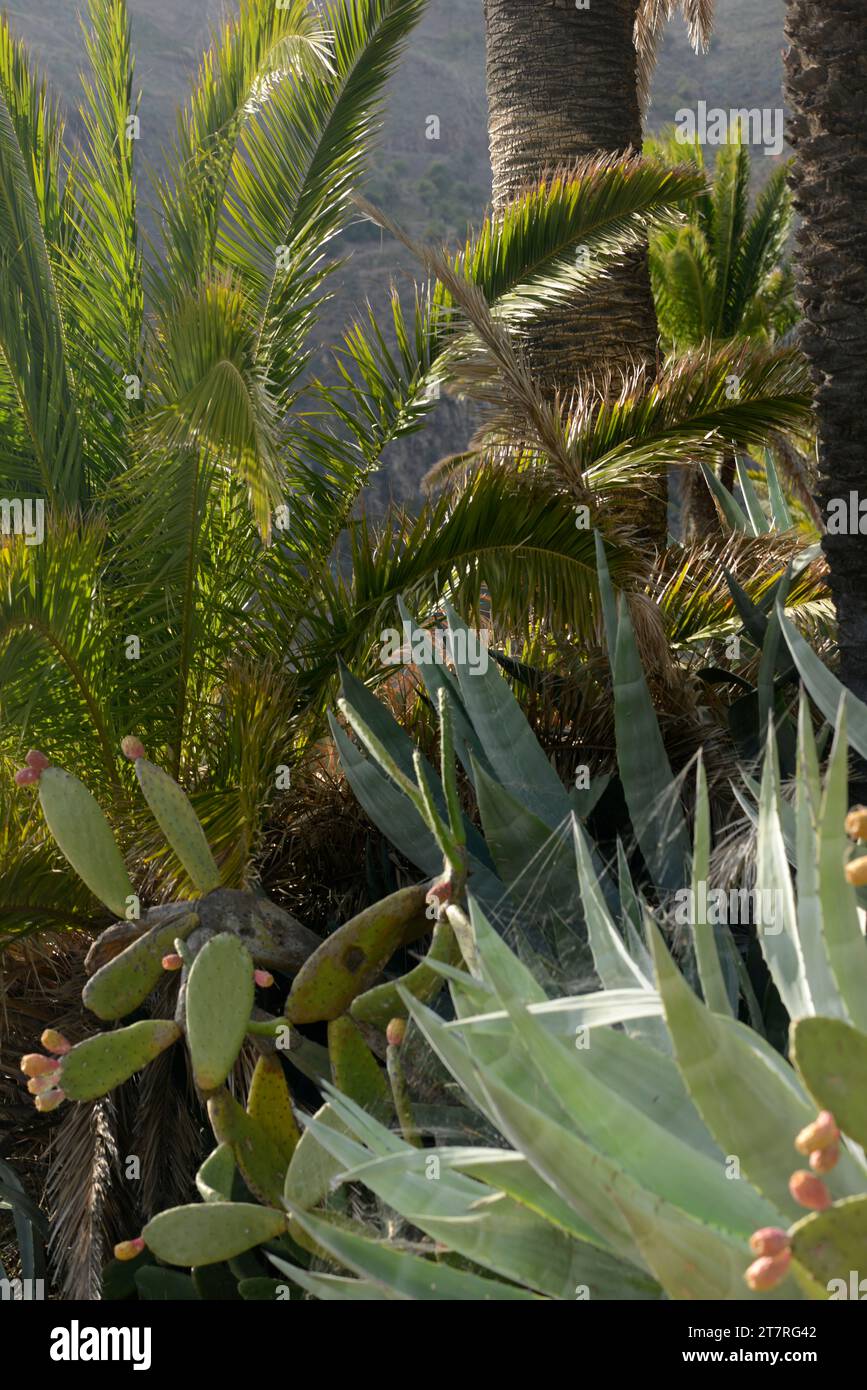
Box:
[18,706,470,1278]
[745,1016,867,1297]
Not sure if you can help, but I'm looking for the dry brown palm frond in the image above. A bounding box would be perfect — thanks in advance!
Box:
[635,1,715,112]
[46,1096,131,1301]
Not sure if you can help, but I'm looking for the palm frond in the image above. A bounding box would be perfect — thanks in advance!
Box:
[0,17,83,503]
[60,0,143,488]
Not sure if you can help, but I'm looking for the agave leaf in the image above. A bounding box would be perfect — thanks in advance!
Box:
[468,904,777,1240]
[308,1105,658,1300]
[474,760,577,918]
[701,463,750,532]
[691,755,734,1015]
[735,456,770,534]
[648,921,866,1213]
[755,726,814,1019]
[441,600,570,829]
[611,598,691,888]
[268,1260,398,1300]
[779,612,867,760]
[764,449,793,531]
[278,1201,541,1300]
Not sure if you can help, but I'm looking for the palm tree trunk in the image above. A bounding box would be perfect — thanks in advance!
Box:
[483,0,666,544]
[785,2,867,702]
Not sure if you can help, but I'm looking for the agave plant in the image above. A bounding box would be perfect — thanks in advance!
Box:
[81,634,867,1301]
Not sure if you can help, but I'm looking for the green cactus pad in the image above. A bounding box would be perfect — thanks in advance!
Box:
[285,883,430,1025]
[38,767,135,919]
[134,757,221,895]
[327,1016,392,1120]
[207,1089,290,1206]
[83,910,199,1020]
[791,1016,867,1149]
[246,1055,301,1163]
[186,933,254,1092]
[196,1143,236,1203]
[59,1020,181,1101]
[350,918,462,1030]
[790,1196,867,1291]
[143,1202,285,1267]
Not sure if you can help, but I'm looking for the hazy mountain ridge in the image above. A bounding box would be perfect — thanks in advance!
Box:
[4,0,786,507]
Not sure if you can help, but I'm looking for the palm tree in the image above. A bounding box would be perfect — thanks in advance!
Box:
[647,129,806,533]
[481,1,715,540]
[784,1,867,704]
[0,0,753,948]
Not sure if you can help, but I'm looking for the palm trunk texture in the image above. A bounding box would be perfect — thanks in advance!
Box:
[785,1,867,701]
[483,0,666,543]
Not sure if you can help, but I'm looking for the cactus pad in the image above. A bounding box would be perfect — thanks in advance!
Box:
[83,910,199,1020]
[791,1017,867,1149]
[38,767,135,918]
[186,934,255,1092]
[59,1020,181,1101]
[143,1202,285,1267]
[134,756,222,894]
[285,883,429,1024]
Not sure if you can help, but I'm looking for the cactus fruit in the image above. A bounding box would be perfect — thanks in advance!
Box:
[327,1016,393,1121]
[808,1144,840,1175]
[40,1029,71,1054]
[82,910,199,1020]
[385,1017,406,1047]
[791,1017,867,1150]
[749,1228,790,1258]
[789,1171,832,1211]
[284,882,430,1025]
[246,1055,301,1164]
[121,736,146,761]
[54,1020,181,1103]
[30,766,136,918]
[20,1053,61,1076]
[129,749,222,894]
[206,1090,289,1207]
[15,767,40,785]
[794,1110,839,1156]
[114,1238,146,1261]
[34,1088,65,1112]
[744,1251,792,1292]
[162,953,183,970]
[350,918,462,1030]
[254,969,274,988]
[844,806,867,840]
[142,1202,286,1268]
[843,856,867,887]
[185,934,255,1092]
